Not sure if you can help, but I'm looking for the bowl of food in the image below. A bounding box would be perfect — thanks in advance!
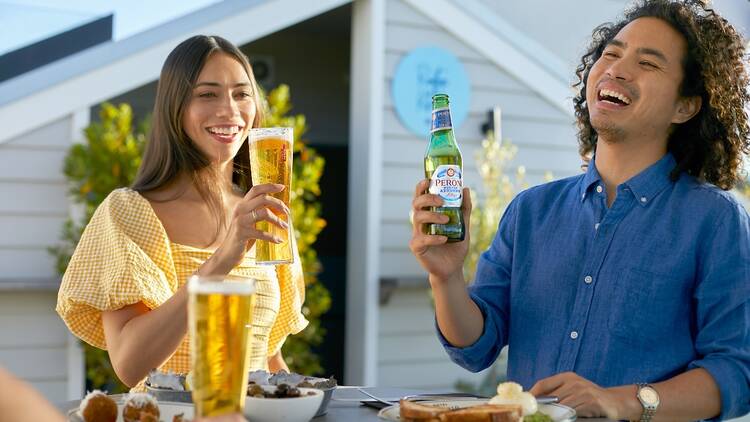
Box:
[248,370,337,417]
[144,371,191,403]
[244,385,323,422]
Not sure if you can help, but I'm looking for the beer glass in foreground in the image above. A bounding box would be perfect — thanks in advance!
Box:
[248,127,294,265]
[189,276,256,418]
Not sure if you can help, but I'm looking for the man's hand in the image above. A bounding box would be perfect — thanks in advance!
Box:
[530,372,630,419]
[408,180,472,283]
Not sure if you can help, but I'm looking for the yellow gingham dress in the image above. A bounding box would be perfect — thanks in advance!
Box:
[56,188,308,390]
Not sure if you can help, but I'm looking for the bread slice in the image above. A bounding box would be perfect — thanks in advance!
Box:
[438,404,523,422]
[399,399,523,422]
[399,399,444,421]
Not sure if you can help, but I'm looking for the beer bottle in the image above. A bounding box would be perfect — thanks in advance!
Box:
[424,93,465,242]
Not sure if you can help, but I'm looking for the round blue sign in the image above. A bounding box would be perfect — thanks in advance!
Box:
[391,46,471,137]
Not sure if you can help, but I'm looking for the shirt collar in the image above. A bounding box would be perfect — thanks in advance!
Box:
[579,157,603,203]
[623,152,676,207]
[578,153,676,206]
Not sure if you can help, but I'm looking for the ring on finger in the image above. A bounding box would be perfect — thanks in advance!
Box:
[251,209,258,221]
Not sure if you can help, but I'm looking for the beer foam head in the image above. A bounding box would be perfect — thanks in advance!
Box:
[248,127,293,143]
[188,275,256,295]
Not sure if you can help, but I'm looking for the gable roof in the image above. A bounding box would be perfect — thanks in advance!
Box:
[0,0,351,144]
[403,0,574,117]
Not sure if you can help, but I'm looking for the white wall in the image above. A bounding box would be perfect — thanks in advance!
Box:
[376,0,580,389]
[0,117,71,279]
[0,291,83,402]
[379,0,580,280]
[0,114,85,401]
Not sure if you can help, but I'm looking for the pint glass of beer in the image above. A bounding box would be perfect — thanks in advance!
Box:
[188,275,256,418]
[248,127,294,265]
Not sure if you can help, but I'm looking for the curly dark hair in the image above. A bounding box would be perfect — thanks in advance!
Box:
[574,0,749,190]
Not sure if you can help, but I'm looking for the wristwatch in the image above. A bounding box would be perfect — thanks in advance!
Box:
[636,383,660,422]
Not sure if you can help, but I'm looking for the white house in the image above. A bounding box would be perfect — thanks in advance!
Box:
[0,2,748,418]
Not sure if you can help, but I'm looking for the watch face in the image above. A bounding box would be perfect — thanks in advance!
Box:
[640,387,659,405]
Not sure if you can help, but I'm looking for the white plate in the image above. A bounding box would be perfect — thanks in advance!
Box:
[377,399,576,422]
[68,400,194,421]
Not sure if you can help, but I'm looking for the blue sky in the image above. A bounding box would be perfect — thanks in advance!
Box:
[0,0,222,55]
[1,0,747,57]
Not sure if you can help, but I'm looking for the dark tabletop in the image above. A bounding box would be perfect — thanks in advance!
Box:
[58,386,611,421]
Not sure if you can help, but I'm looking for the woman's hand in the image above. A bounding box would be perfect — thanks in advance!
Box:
[211,183,290,272]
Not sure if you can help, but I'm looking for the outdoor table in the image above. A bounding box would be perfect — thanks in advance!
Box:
[58,386,614,421]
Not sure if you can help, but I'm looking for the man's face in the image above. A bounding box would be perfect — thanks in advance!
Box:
[585,17,688,144]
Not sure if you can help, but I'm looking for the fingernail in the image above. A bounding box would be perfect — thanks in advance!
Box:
[274,237,284,243]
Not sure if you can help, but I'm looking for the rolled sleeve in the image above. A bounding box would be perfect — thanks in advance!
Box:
[436,294,503,372]
[689,202,750,420]
[689,357,750,420]
[435,198,518,372]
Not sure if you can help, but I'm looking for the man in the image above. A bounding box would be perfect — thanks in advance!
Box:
[409,1,750,420]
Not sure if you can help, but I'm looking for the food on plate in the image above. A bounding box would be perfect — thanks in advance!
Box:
[122,393,160,422]
[147,368,337,394]
[399,399,523,422]
[489,382,537,416]
[488,382,554,422]
[522,412,553,422]
[76,391,193,422]
[78,390,118,422]
[399,381,556,422]
[247,383,316,398]
[146,370,187,391]
[248,369,337,389]
[145,370,188,391]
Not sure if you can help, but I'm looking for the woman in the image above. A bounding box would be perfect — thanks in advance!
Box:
[56,35,307,389]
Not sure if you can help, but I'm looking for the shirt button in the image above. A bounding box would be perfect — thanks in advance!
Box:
[596,185,603,193]
[584,275,593,284]
[640,196,647,203]
[594,223,600,230]
[570,331,579,339]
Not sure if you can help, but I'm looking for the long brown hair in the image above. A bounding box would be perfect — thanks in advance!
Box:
[132,35,265,241]
[573,0,749,190]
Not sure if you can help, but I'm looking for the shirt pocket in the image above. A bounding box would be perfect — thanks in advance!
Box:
[606,268,688,348]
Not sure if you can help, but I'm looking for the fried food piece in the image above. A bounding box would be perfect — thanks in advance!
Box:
[79,390,118,422]
[122,392,160,422]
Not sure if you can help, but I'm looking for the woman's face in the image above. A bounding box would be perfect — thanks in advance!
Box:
[183,52,256,164]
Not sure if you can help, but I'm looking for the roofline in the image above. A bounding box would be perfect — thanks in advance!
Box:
[403,0,574,117]
[459,0,571,85]
[0,0,351,144]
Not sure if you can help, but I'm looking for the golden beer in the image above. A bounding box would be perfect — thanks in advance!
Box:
[248,127,294,264]
[188,276,256,418]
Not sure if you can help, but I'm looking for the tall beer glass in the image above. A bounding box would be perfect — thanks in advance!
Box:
[248,127,294,265]
[188,275,256,418]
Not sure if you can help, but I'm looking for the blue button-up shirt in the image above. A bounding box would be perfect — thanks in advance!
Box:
[438,153,750,419]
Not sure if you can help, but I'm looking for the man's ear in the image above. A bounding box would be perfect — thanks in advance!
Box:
[672,95,702,124]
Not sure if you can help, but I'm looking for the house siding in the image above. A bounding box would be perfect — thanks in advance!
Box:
[377,0,579,389]
[0,116,83,401]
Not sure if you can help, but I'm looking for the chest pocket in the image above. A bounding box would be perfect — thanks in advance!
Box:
[607,268,692,349]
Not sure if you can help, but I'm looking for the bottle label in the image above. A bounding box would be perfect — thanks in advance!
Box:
[429,165,463,207]
[431,108,452,133]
